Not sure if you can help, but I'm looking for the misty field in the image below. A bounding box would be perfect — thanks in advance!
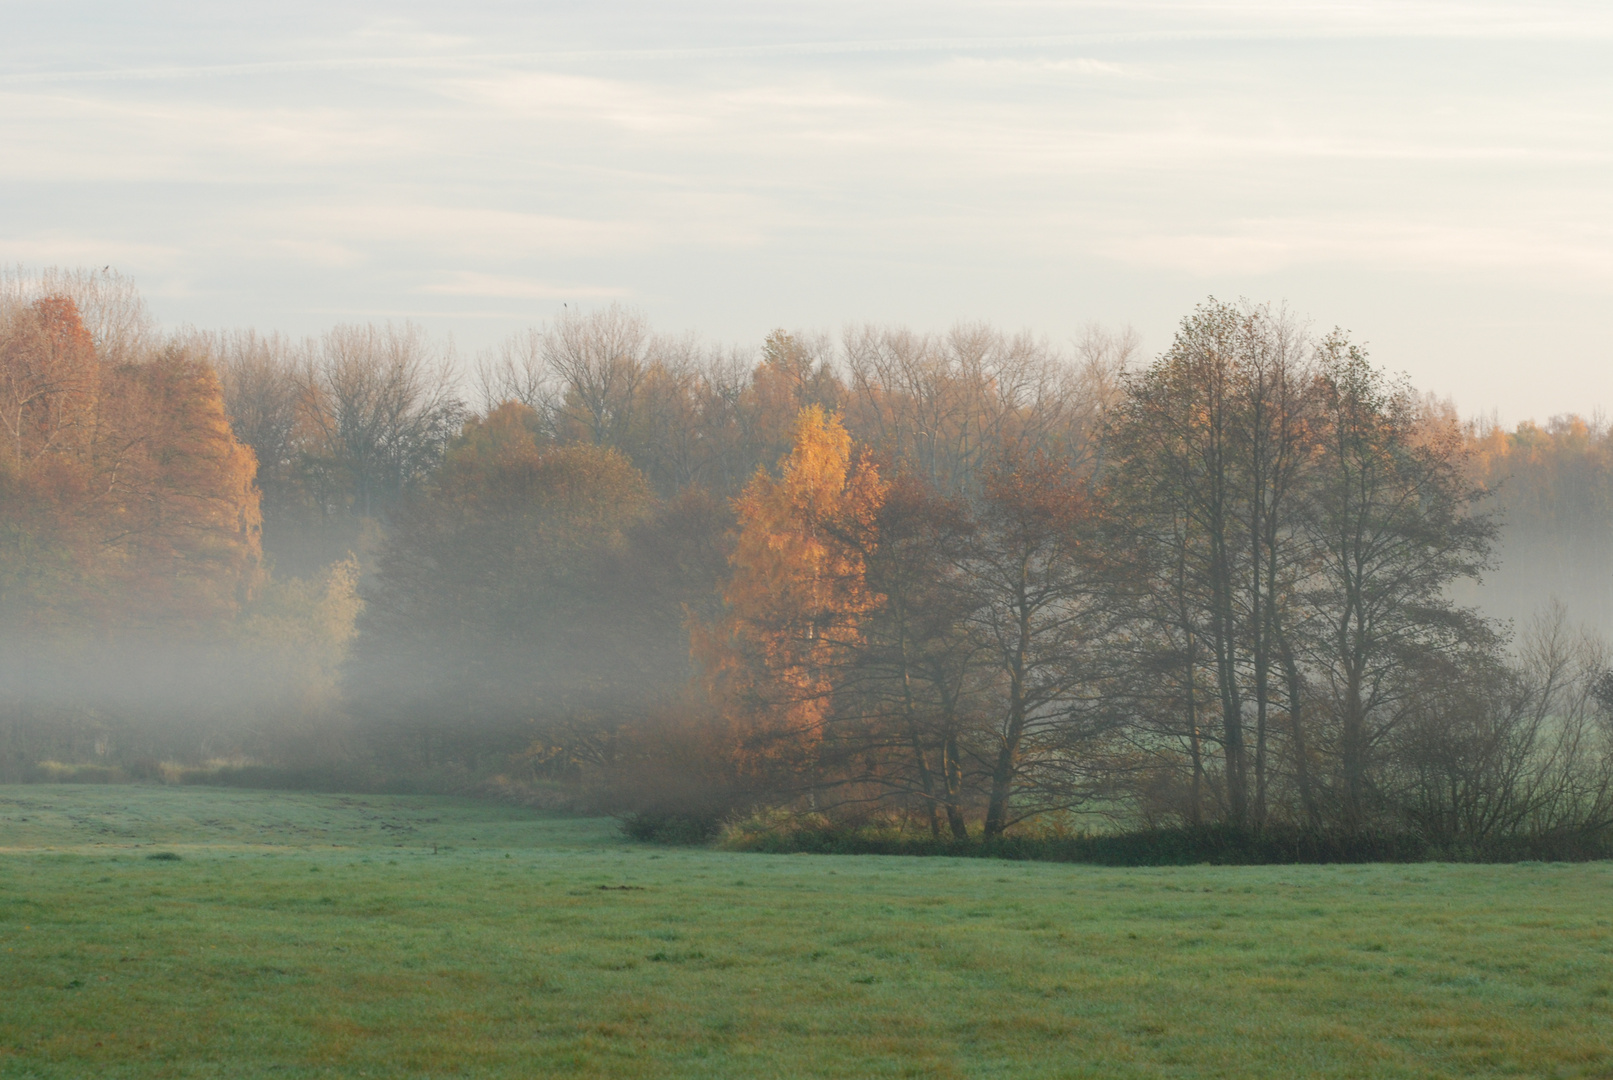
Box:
[2,787,1611,1079]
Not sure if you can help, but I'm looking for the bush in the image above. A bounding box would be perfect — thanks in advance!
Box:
[181,762,386,792]
[586,705,758,840]
[29,761,128,783]
[618,812,726,845]
[712,819,1613,865]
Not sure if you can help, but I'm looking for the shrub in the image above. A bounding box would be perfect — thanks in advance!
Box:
[711,818,1612,864]
[30,761,127,783]
[618,812,726,845]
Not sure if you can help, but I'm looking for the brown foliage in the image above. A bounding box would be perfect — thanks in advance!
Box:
[1461,414,1613,632]
[0,296,261,634]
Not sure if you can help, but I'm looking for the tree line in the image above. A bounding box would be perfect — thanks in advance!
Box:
[4,270,1612,852]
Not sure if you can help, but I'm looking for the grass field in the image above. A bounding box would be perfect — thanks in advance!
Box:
[2,785,1611,1078]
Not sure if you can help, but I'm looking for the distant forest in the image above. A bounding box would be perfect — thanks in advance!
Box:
[5,268,1613,850]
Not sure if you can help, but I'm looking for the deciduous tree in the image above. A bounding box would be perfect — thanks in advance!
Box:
[697,406,886,782]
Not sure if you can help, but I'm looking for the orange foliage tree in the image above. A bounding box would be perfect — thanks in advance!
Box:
[697,405,887,781]
[0,295,260,634]
[1462,414,1613,631]
[0,293,262,776]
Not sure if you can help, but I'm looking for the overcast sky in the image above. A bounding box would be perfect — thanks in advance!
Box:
[3,1,1608,422]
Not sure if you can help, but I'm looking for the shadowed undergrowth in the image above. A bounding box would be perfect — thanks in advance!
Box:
[713,820,1613,865]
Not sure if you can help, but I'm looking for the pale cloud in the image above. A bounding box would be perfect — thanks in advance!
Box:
[421,272,630,300]
[264,238,365,268]
[348,19,475,54]
[1012,0,1613,40]
[2,0,1610,422]
[438,71,884,139]
[282,205,652,258]
[283,198,773,259]
[1095,220,1613,282]
[0,92,423,181]
[439,72,717,133]
[0,233,180,268]
[945,55,1146,79]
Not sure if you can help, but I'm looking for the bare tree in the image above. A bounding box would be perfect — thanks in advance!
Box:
[842,322,1129,495]
[1106,302,1254,824]
[1229,304,1314,825]
[1103,301,1319,829]
[546,304,655,449]
[1394,602,1613,846]
[827,473,980,838]
[1,266,153,366]
[1303,335,1497,830]
[303,323,465,517]
[475,327,551,418]
[965,454,1109,838]
[199,329,307,492]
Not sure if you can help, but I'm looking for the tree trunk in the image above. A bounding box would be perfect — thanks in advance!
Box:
[983,544,1041,841]
[1277,629,1321,828]
[1209,532,1248,827]
[931,671,969,839]
[897,633,941,839]
[942,731,968,839]
[910,731,941,838]
[983,706,1024,840]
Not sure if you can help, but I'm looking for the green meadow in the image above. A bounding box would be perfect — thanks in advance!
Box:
[1,785,1611,1078]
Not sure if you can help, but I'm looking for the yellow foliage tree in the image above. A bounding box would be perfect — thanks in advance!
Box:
[697,405,887,776]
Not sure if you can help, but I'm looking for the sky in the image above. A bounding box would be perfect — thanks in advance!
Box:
[2,1,1609,423]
